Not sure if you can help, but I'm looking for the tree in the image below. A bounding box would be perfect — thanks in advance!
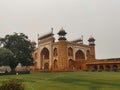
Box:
[0,33,34,71]
[0,48,17,70]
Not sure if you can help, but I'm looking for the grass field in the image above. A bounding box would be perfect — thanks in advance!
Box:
[0,72,120,90]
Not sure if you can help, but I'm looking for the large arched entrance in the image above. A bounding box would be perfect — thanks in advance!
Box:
[75,50,85,60]
[41,47,49,69]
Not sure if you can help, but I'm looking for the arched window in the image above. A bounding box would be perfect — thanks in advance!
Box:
[87,50,90,58]
[54,60,58,69]
[53,48,57,57]
[68,47,73,56]
[75,50,85,60]
[69,59,74,70]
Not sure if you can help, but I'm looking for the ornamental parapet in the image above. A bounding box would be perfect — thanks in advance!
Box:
[86,58,120,65]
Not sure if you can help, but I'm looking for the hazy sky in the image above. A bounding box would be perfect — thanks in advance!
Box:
[0,0,120,59]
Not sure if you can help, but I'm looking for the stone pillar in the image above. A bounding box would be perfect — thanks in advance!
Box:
[103,65,106,71]
[97,65,100,71]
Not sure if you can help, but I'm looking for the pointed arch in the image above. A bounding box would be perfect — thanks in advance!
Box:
[75,50,85,60]
[69,59,74,70]
[54,59,58,69]
[40,47,49,69]
[41,47,49,59]
[68,47,73,56]
[53,48,58,57]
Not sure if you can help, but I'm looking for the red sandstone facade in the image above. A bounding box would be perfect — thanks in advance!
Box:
[32,28,120,72]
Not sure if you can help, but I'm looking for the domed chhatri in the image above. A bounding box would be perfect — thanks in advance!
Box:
[58,27,67,41]
[88,35,95,45]
[57,27,67,36]
[88,35,95,41]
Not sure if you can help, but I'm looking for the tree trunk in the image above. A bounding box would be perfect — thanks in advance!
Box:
[10,65,17,72]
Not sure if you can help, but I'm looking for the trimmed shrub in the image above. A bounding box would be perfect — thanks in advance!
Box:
[0,79,24,90]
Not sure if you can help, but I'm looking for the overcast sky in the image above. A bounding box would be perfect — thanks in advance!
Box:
[0,0,120,59]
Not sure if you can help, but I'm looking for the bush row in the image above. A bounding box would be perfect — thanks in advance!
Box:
[0,71,30,75]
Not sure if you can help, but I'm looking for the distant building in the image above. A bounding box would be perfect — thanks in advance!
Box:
[32,28,120,71]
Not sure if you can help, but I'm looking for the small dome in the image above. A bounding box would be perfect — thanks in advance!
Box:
[31,40,36,45]
[60,27,65,32]
[57,27,67,36]
[88,36,95,42]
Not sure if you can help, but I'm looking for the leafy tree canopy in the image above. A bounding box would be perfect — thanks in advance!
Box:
[0,33,34,71]
[0,48,14,66]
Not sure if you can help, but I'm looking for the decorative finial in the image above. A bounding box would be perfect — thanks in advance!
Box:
[51,27,53,33]
[60,27,64,31]
[37,34,39,38]
[81,35,83,40]
[90,35,92,38]
[88,35,95,42]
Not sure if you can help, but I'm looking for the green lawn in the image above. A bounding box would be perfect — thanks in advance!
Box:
[0,72,120,90]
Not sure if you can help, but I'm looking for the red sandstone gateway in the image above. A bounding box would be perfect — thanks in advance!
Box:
[32,28,120,72]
